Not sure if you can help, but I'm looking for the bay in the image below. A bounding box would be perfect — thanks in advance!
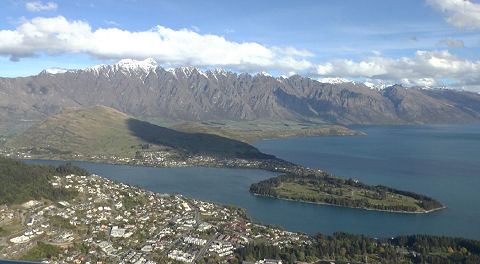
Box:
[253,124,480,240]
[22,124,480,240]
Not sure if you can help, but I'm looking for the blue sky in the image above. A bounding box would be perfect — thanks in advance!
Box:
[1,0,480,90]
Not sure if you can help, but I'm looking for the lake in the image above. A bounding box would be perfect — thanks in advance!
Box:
[23,124,480,240]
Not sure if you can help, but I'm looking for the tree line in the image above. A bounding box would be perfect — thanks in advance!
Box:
[0,157,88,205]
[234,232,480,264]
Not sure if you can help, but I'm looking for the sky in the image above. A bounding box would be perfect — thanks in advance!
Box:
[1,0,480,91]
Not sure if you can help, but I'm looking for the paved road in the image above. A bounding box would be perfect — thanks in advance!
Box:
[193,233,217,263]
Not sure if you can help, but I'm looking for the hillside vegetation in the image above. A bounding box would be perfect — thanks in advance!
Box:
[0,157,85,205]
[250,173,444,213]
[236,233,480,264]
[7,105,272,160]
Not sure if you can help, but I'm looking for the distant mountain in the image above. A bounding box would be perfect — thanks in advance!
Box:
[7,105,272,160]
[1,58,480,135]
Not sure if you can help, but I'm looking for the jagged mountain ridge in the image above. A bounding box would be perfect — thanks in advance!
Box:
[1,59,480,135]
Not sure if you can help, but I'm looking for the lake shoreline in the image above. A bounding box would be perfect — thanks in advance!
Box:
[15,156,445,214]
[251,193,447,214]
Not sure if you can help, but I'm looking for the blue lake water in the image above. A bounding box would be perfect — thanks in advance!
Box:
[23,124,480,240]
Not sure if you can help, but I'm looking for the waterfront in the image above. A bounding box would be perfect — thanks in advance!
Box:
[23,124,480,240]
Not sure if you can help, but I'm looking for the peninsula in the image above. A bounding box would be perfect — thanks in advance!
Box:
[250,173,445,213]
[1,106,444,214]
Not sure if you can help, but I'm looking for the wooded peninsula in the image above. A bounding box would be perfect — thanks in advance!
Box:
[250,172,445,213]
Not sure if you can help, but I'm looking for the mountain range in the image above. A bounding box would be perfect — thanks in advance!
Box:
[1,58,480,136]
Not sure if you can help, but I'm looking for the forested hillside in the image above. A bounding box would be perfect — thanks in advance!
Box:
[235,232,480,264]
[0,157,87,205]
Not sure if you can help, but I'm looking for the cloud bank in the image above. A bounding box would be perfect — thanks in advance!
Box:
[315,50,480,88]
[0,16,312,73]
[0,16,479,90]
[427,0,480,30]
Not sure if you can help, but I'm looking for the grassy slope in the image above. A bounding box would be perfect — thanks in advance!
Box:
[7,105,271,159]
[8,105,145,156]
[170,121,364,143]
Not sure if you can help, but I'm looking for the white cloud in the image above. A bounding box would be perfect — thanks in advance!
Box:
[25,1,57,12]
[1,16,480,90]
[273,46,315,57]
[0,16,313,73]
[438,37,465,48]
[313,50,480,89]
[426,0,480,30]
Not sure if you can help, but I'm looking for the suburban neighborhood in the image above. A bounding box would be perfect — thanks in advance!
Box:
[0,171,309,263]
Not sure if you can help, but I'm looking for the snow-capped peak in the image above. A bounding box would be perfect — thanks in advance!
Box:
[318,77,350,84]
[41,68,69,75]
[257,71,272,77]
[364,81,392,90]
[213,68,228,75]
[116,58,158,72]
[165,66,208,78]
[82,58,158,76]
[178,66,196,76]
[205,68,229,81]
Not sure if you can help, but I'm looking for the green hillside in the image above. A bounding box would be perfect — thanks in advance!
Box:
[7,105,273,160]
[0,157,85,205]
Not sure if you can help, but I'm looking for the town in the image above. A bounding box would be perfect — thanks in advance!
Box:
[0,146,319,178]
[0,171,309,263]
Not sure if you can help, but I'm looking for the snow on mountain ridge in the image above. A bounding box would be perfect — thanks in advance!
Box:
[116,58,158,72]
[364,81,393,90]
[257,71,272,77]
[82,58,159,76]
[42,68,69,74]
[318,77,351,84]
[37,59,442,92]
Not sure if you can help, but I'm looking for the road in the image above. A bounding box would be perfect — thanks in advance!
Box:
[195,207,199,224]
[193,233,217,263]
[164,197,207,263]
